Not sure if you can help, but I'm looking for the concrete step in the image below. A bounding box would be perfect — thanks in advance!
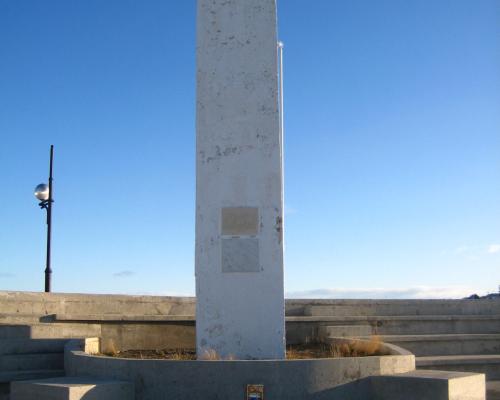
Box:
[371,369,485,400]
[487,381,500,400]
[10,377,134,400]
[0,369,65,384]
[287,315,500,335]
[302,299,500,317]
[0,339,68,356]
[0,353,63,372]
[373,334,500,356]
[0,324,101,339]
[417,355,500,380]
[320,324,373,338]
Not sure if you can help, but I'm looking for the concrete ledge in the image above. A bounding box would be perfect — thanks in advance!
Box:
[287,315,500,336]
[286,315,500,322]
[371,370,486,400]
[0,353,63,371]
[320,325,373,338]
[0,339,68,356]
[11,377,134,400]
[304,300,500,316]
[374,334,500,356]
[53,314,195,322]
[0,323,102,339]
[417,355,500,380]
[418,355,500,366]
[0,370,65,384]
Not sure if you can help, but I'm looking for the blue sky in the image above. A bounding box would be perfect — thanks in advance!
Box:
[0,0,499,298]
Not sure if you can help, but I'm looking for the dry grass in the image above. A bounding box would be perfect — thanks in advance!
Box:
[101,340,118,357]
[102,337,386,360]
[106,348,237,361]
[286,336,386,359]
[199,349,221,360]
[105,348,196,360]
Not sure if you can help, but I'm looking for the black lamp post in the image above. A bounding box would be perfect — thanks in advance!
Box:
[34,145,54,293]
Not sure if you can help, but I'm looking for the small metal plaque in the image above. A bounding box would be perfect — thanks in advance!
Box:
[221,238,260,273]
[247,384,264,400]
[221,207,259,236]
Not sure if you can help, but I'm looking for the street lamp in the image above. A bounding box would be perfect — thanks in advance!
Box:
[34,145,54,293]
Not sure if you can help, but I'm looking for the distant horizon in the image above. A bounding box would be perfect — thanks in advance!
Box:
[1,285,497,300]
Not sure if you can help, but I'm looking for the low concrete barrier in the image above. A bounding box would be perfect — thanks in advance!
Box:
[65,339,415,400]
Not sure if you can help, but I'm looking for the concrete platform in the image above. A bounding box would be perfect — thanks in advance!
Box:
[10,377,134,400]
[371,369,486,400]
[417,355,500,380]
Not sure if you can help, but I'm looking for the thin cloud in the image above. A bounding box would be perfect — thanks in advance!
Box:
[113,270,135,278]
[285,204,298,216]
[488,244,500,254]
[454,246,471,254]
[286,286,478,300]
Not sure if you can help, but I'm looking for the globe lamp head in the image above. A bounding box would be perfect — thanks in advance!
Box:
[34,183,49,201]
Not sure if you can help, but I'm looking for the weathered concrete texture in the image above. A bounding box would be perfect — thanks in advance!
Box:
[100,323,195,353]
[287,315,500,336]
[0,291,195,317]
[10,377,134,400]
[301,299,500,317]
[319,325,372,338]
[371,370,486,400]
[195,0,285,359]
[65,340,414,400]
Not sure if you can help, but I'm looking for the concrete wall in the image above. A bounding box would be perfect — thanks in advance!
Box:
[3,292,499,318]
[65,339,415,400]
[195,0,285,359]
[0,291,195,317]
[2,291,499,351]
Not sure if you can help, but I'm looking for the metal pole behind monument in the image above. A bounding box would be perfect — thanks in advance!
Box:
[45,145,54,292]
[278,41,284,222]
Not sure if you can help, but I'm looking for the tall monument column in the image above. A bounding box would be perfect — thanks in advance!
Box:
[195,0,285,359]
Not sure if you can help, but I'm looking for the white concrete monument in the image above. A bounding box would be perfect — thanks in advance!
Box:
[195,0,285,359]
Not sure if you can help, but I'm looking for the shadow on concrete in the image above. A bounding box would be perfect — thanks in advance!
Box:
[313,378,372,400]
[0,325,31,339]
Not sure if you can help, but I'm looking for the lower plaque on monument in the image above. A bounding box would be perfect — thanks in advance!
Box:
[246,384,264,400]
[221,237,260,273]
